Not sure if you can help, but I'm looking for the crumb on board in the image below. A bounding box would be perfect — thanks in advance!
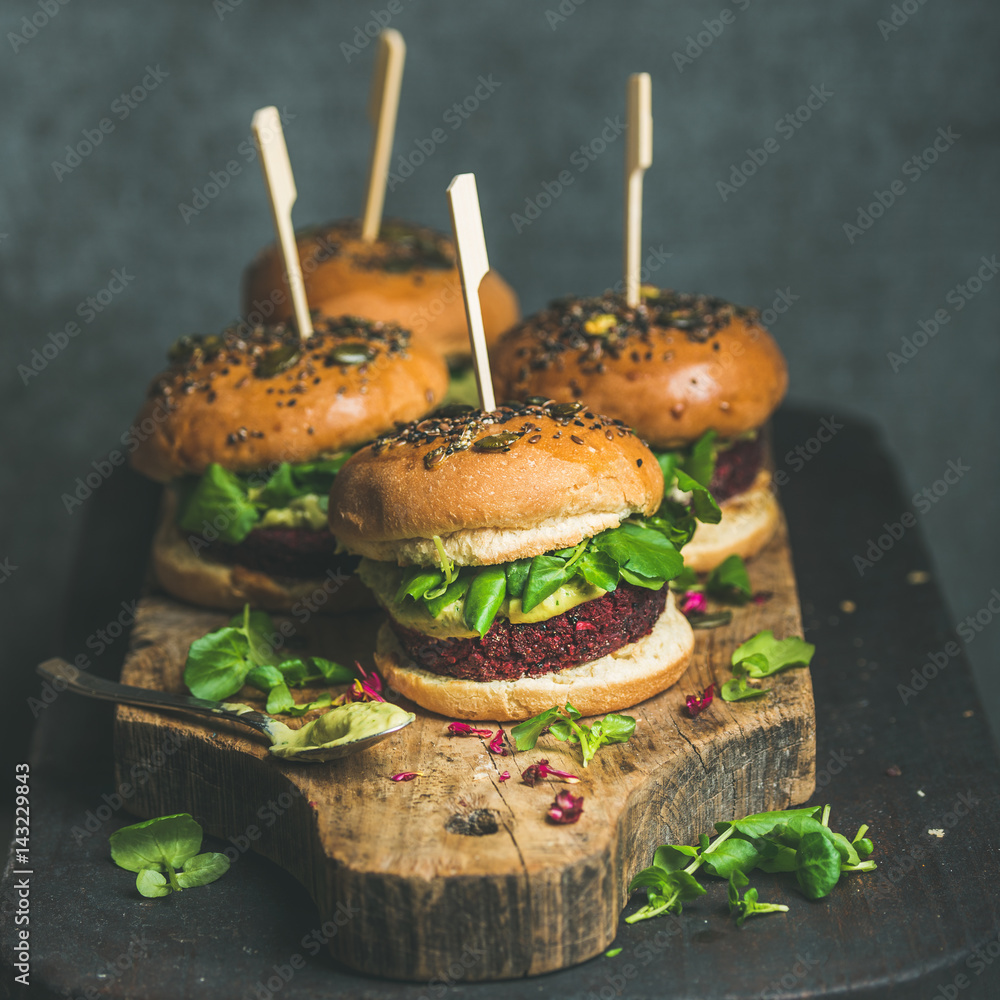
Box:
[928,829,945,838]
[906,570,931,585]
[917,790,926,797]
[840,600,857,614]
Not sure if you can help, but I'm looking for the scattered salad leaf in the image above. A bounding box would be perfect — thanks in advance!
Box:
[605,948,623,958]
[183,605,359,713]
[721,631,816,703]
[110,813,229,898]
[627,804,876,927]
[705,555,752,603]
[513,703,635,767]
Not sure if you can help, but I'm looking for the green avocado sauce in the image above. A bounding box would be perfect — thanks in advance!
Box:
[267,701,415,761]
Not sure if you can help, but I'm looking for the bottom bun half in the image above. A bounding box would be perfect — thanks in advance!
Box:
[151,497,373,615]
[373,592,694,721]
[681,471,780,574]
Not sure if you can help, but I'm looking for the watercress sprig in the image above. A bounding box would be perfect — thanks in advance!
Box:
[627,804,876,926]
[109,813,230,898]
[183,605,355,712]
[511,703,636,767]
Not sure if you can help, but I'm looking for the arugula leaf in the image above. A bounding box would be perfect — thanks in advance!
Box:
[425,575,472,618]
[600,713,637,744]
[522,555,572,613]
[290,455,351,494]
[727,869,788,927]
[183,626,254,701]
[283,692,334,717]
[652,844,700,872]
[252,462,298,508]
[504,559,532,600]
[111,814,231,898]
[625,870,706,923]
[721,677,771,702]
[698,837,760,878]
[176,463,259,544]
[511,706,564,751]
[674,469,722,524]
[731,631,815,673]
[308,657,355,685]
[593,522,683,581]
[705,554,752,603]
[683,430,718,487]
[716,807,822,839]
[464,566,507,636]
[136,869,171,898]
[265,681,295,715]
[795,831,842,900]
[575,550,620,592]
[110,813,202,873]
[396,566,445,604]
[175,852,230,889]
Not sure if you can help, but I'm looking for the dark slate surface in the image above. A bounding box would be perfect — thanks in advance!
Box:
[1,407,999,999]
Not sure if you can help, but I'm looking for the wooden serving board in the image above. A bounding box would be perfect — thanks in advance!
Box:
[113,513,814,982]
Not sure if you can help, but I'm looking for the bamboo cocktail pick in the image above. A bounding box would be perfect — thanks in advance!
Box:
[623,73,653,308]
[446,173,496,412]
[361,29,407,243]
[251,106,313,340]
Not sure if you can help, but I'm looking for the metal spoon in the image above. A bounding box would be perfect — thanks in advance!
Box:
[37,658,414,762]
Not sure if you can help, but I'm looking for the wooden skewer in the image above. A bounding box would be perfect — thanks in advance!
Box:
[446,173,496,412]
[623,72,653,308]
[251,106,313,341]
[361,29,406,243]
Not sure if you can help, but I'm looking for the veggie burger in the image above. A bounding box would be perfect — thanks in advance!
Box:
[130,315,448,613]
[328,400,695,720]
[491,289,788,572]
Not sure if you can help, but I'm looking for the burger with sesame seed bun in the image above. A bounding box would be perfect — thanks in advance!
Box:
[327,400,695,721]
[490,289,788,572]
[130,315,449,613]
[241,219,520,364]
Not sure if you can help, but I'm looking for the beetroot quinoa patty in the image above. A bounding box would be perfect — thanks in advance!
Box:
[390,583,667,682]
[707,434,764,502]
[207,527,359,580]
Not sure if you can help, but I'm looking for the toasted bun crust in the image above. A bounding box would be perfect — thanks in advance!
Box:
[328,403,663,565]
[681,471,780,572]
[491,291,788,448]
[374,592,694,720]
[130,316,449,483]
[151,492,373,614]
[241,219,520,360]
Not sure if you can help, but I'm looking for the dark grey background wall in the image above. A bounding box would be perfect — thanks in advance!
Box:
[1,0,997,766]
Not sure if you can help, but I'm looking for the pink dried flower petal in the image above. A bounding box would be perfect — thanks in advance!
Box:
[390,771,423,782]
[685,683,714,718]
[547,790,584,824]
[488,729,508,755]
[752,592,773,605]
[679,591,707,616]
[448,722,494,738]
[498,771,511,782]
[521,759,580,786]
